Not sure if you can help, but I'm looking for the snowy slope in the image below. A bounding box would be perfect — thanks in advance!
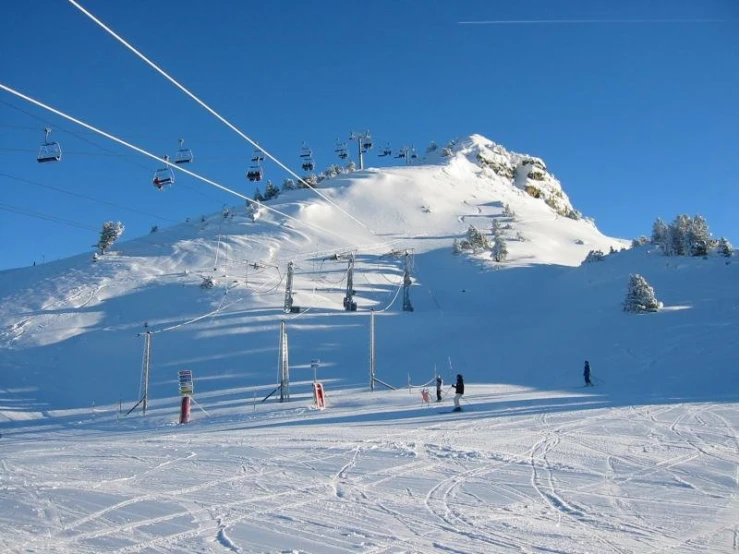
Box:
[0,134,738,553]
[0,134,626,411]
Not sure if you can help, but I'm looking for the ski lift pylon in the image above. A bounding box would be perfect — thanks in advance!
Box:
[174,138,193,164]
[37,127,62,163]
[153,155,175,190]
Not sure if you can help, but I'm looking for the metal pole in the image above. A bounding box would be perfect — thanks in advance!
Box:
[142,331,151,415]
[370,310,376,391]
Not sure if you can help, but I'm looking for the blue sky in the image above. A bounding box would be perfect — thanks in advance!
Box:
[1,0,737,270]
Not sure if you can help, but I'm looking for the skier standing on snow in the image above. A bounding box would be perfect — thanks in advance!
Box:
[452,374,464,411]
[584,361,593,387]
[435,376,443,402]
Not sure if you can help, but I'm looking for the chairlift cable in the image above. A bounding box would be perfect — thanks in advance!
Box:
[0,172,179,224]
[0,83,354,250]
[67,0,376,236]
[0,202,98,231]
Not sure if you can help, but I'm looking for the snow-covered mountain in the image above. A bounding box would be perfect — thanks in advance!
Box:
[0,134,627,411]
[1,134,738,554]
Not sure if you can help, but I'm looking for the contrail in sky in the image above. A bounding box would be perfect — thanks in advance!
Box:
[458,18,738,25]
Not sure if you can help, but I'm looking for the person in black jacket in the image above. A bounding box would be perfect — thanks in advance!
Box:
[583,361,592,387]
[435,376,443,402]
[452,374,464,411]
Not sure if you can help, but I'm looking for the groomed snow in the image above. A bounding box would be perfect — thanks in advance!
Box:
[1,137,737,553]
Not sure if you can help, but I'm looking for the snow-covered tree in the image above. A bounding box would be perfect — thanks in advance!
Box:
[502,203,515,218]
[253,187,264,202]
[281,178,296,191]
[687,214,710,256]
[717,237,733,257]
[465,225,490,251]
[346,160,357,172]
[492,234,508,262]
[632,235,649,247]
[301,174,319,188]
[665,214,691,256]
[97,221,124,254]
[263,180,279,200]
[491,219,502,237]
[452,238,462,254]
[426,141,438,154]
[624,274,661,313]
[582,249,605,263]
[651,217,668,246]
[200,275,215,289]
[323,164,341,180]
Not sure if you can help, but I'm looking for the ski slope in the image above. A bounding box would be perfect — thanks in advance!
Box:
[1,136,737,553]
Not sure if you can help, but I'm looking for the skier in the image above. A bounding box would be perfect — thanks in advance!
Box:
[584,360,593,387]
[452,374,464,411]
[435,376,443,402]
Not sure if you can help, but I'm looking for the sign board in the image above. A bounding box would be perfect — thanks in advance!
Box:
[178,370,194,396]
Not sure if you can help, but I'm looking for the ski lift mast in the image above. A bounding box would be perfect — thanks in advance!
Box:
[343,252,357,311]
[349,130,373,170]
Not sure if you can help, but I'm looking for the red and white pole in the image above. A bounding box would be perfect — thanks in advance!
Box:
[179,395,191,424]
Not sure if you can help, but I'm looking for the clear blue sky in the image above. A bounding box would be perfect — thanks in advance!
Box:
[1,0,737,270]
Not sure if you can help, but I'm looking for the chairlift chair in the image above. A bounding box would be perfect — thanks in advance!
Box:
[395,148,408,159]
[174,138,193,165]
[300,142,313,159]
[378,143,391,157]
[37,128,62,163]
[335,140,348,160]
[152,155,175,189]
[251,148,265,163]
[302,159,315,172]
[246,165,263,182]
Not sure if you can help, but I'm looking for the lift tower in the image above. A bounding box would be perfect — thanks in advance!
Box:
[402,251,414,312]
[343,253,357,311]
[283,261,300,313]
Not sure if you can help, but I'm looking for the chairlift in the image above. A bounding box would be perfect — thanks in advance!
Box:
[174,138,193,165]
[37,127,62,163]
[153,155,175,189]
[300,141,313,159]
[410,147,418,159]
[246,165,263,182]
[302,159,315,172]
[378,143,392,157]
[395,147,408,159]
[251,148,265,163]
[362,134,373,151]
[335,140,348,160]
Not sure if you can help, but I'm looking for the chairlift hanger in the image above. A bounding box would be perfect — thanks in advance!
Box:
[153,155,175,189]
[37,127,62,163]
[174,138,193,165]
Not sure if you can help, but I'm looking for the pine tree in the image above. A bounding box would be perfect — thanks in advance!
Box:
[502,204,515,218]
[466,225,490,251]
[97,221,124,254]
[253,188,264,202]
[717,237,734,257]
[492,234,508,262]
[687,214,710,256]
[346,160,357,172]
[263,180,279,200]
[624,274,660,313]
[651,217,668,246]
[452,238,462,254]
[666,214,691,256]
[491,219,501,237]
[281,178,296,191]
[582,250,605,263]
